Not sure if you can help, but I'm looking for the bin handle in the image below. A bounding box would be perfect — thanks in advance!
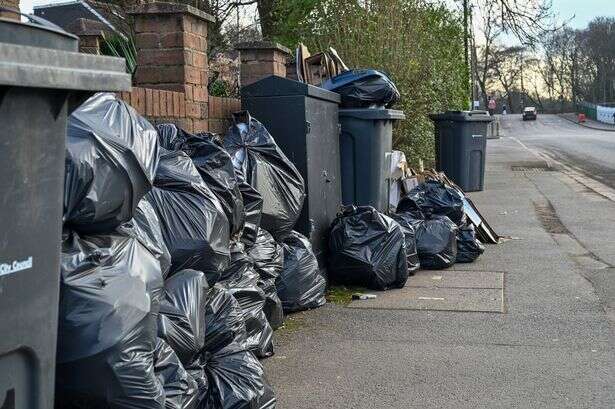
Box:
[0,7,65,31]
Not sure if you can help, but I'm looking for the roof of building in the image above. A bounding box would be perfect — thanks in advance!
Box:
[33,0,127,36]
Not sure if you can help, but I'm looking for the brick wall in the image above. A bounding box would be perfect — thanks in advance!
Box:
[0,0,20,19]
[117,87,239,134]
[208,96,241,133]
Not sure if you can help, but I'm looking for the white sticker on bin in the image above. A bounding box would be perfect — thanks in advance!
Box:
[0,256,33,277]
[472,134,484,138]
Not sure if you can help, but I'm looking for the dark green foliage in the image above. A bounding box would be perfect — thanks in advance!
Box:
[270,0,468,165]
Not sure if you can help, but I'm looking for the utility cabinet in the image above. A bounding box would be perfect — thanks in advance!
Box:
[241,76,342,269]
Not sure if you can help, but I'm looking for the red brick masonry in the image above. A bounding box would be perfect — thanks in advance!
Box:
[117,88,240,134]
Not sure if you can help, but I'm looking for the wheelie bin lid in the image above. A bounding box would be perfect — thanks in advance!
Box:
[430,110,493,122]
[339,108,406,120]
[241,75,341,103]
[0,13,131,92]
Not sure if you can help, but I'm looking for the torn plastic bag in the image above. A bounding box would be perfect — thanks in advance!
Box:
[456,222,485,263]
[146,149,230,283]
[119,199,172,278]
[202,344,276,409]
[414,215,458,269]
[157,124,245,239]
[328,206,409,290]
[322,69,400,108]
[223,112,305,239]
[390,212,421,274]
[203,284,248,354]
[154,338,199,409]
[64,92,159,233]
[158,269,209,367]
[219,243,274,358]
[398,180,465,225]
[278,231,327,312]
[248,228,285,328]
[56,230,165,409]
[236,169,264,248]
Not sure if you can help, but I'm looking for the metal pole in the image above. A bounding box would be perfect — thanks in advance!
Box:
[463,0,470,104]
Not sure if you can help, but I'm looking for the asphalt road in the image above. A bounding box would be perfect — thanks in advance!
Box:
[500,114,615,188]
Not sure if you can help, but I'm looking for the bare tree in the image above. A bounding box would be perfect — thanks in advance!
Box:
[491,46,524,112]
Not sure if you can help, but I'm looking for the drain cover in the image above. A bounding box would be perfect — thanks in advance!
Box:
[511,165,554,172]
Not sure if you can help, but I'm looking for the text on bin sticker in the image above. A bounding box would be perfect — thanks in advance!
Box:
[0,257,33,277]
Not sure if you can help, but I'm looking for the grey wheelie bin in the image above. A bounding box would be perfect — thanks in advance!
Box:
[339,108,405,212]
[0,14,130,409]
[430,110,493,192]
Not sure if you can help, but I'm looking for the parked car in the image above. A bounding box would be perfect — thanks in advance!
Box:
[522,106,537,121]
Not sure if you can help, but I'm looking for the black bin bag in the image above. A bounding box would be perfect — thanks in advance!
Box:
[154,338,199,409]
[56,230,165,409]
[120,199,173,278]
[456,222,485,263]
[398,180,465,226]
[236,169,264,248]
[199,286,276,409]
[277,231,327,312]
[248,228,284,329]
[329,206,409,290]
[203,285,248,354]
[223,112,306,239]
[146,148,230,283]
[202,344,276,409]
[322,69,400,108]
[158,269,209,367]
[156,124,245,239]
[390,212,421,274]
[64,92,159,233]
[414,215,458,269]
[218,243,274,358]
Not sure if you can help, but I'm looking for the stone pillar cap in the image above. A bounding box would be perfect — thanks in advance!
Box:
[128,2,214,23]
[235,40,291,55]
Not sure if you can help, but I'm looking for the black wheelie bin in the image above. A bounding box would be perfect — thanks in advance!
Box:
[338,108,406,212]
[0,13,130,409]
[430,110,493,192]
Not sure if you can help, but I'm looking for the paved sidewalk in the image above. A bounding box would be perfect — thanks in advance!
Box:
[559,112,615,132]
[264,137,615,408]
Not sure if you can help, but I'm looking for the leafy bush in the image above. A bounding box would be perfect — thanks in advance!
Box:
[100,32,137,76]
[274,0,468,165]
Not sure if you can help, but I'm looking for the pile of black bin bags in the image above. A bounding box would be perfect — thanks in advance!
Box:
[328,181,485,289]
[57,93,327,409]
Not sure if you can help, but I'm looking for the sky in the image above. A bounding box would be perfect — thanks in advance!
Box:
[19,0,615,27]
[552,0,615,28]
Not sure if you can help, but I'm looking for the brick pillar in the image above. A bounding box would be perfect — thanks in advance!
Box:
[236,41,291,88]
[66,18,106,54]
[78,35,101,54]
[0,0,20,20]
[129,2,213,132]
